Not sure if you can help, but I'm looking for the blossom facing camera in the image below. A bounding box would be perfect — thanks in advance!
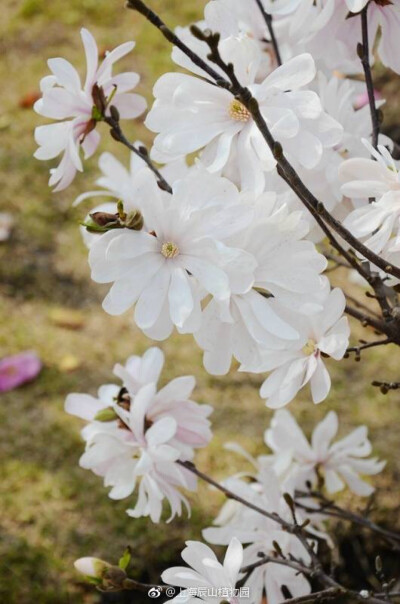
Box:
[0,351,42,393]
[34,29,146,191]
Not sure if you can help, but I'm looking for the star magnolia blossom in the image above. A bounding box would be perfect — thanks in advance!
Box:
[341,140,400,255]
[74,148,189,209]
[162,538,244,604]
[241,288,350,407]
[89,168,256,340]
[203,469,312,604]
[195,199,327,374]
[146,37,342,194]
[308,0,400,74]
[65,348,212,521]
[34,28,146,191]
[265,409,385,496]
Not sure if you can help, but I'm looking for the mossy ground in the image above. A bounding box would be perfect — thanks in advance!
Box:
[1,2,400,602]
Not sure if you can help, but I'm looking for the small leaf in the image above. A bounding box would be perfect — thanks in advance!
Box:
[118,547,131,571]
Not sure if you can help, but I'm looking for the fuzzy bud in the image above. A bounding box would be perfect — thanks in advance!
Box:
[123,210,144,230]
[94,407,118,422]
[90,212,119,228]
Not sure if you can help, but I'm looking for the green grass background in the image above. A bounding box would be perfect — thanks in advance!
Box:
[1,1,400,602]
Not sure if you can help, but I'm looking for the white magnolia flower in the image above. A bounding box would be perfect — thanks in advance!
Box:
[65,348,212,521]
[74,148,190,209]
[147,37,342,194]
[162,538,244,604]
[341,140,400,255]
[309,0,400,75]
[241,288,350,407]
[195,200,328,374]
[317,74,379,158]
[34,28,146,191]
[89,168,256,340]
[203,469,311,604]
[265,409,386,496]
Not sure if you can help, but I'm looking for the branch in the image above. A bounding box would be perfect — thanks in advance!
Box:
[126,0,225,83]
[294,491,400,549]
[345,304,394,338]
[127,0,400,281]
[359,5,380,149]
[104,115,172,193]
[346,338,392,357]
[253,0,282,66]
[372,380,400,394]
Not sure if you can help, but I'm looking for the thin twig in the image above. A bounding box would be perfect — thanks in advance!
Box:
[253,0,282,66]
[104,116,172,193]
[360,5,380,149]
[346,338,392,355]
[295,491,400,548]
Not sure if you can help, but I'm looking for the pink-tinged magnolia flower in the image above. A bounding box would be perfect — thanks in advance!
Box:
[241,288,350,407]
[162,538,244,604]
[65,348,213,522]
[0,351,42,392]
[34,28,146,191]
[265,409,385,496]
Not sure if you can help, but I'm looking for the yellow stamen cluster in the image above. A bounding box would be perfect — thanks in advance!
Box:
[161,241,180,259]
[302,339,317,356]
[229,99,251,123]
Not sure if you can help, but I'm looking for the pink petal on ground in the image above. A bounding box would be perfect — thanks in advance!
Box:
[0,351,42,392]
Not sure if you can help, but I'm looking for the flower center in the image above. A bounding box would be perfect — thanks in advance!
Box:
[161,241,180,258]
[373,0,392,6]
[229,99,251,122]
[302,339,317,356]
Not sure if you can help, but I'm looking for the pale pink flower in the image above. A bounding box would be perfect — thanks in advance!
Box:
[0,351,42,392]
[34,29,146,191]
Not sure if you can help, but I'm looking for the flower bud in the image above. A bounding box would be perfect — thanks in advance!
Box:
[94,407,118,422]
[124,210,144,230]
[92,83,107,115]
[90,212,119,228]
[109,105,120,122]
[74,557,110,579]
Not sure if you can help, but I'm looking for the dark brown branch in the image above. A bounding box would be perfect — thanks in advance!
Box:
[126,0,225,83]
[253,0,282,66]
[104,115,172,193]
[359,5,380,149]
[346,338,392,356]
[295,491,400,549]
[372,380,400,394]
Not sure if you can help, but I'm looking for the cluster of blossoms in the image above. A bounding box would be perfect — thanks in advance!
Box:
[66,347,212,521]
[33,0,400,601]
[70,353,384,603]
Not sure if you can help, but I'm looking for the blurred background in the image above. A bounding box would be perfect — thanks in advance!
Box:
[1,1,400,602]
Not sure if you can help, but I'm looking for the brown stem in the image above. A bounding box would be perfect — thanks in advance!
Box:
[360,5,380,150]
[253,0,282,66]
